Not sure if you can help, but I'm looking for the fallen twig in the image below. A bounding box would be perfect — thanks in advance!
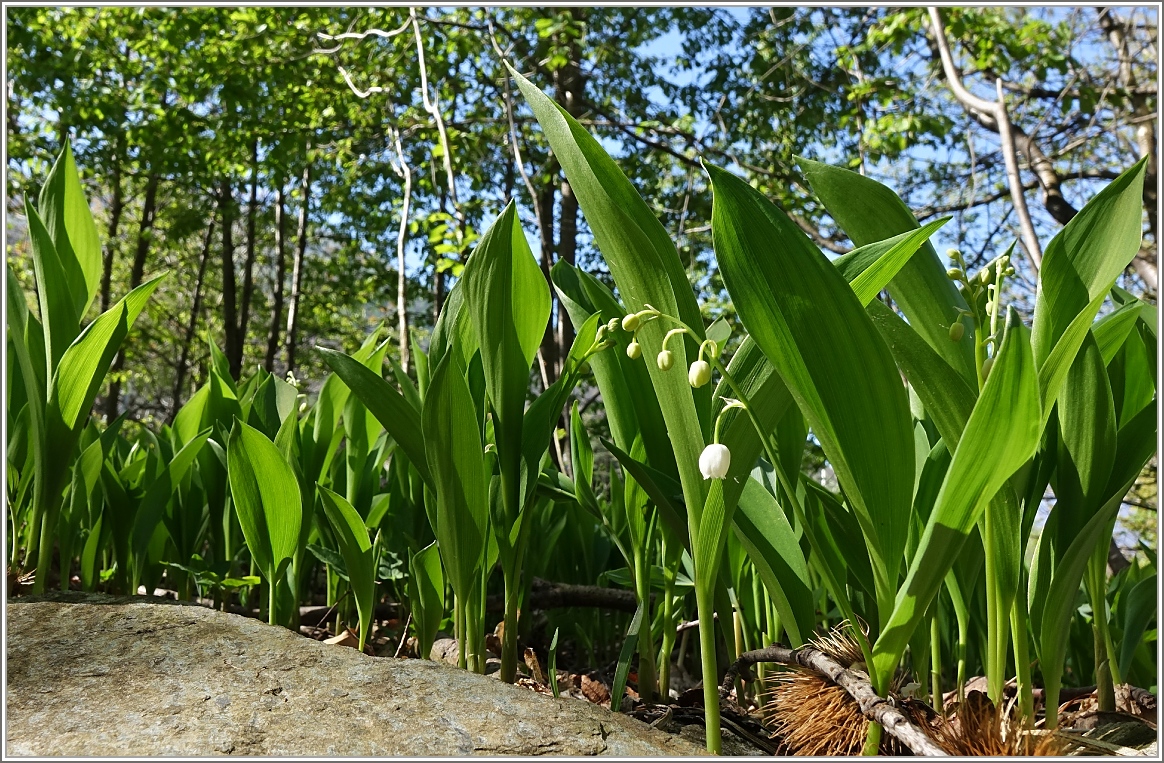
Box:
[721,645,947,757]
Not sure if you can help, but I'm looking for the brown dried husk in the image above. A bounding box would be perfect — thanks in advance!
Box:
[934,691,1069,756]
[763,624,927,756]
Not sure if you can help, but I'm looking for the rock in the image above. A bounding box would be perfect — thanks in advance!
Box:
[6,593,705,757]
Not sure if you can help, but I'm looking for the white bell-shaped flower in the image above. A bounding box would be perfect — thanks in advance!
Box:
[699,443,731,480]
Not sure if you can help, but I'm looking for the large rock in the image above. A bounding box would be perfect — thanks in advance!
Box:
[6,593,704,756]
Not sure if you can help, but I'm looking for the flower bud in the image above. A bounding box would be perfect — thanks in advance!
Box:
[978,268,992,285]
[699,443,731,480]
[981,357,994,379]
[946,268,964,281]
[986,300,995,314]
[948,321,965,342]
[657,349,674,371]
[688,359,712,388]
[626,340,642,360]
[578,361,591,376]
[606,317,620,333]
[621,313,641,332]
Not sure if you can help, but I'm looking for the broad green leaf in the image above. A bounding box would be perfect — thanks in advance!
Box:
[50,274,166,434]
[707,161,914,623]
[1031,159,1147,368]
[38,140,102,315]
[462,201,550,517]
[130,429,211,561]
[319,347,432,488]
[1119,574,1157,679]
[798,157,977,382]
[409,541,445,660]
[873,309,1040,681]
[227,419,303,580]
[693,335,794,591]
[1054,332,1117,539]
[610,601,645,712]
[26,198,79,377]
[422,353,488,601]
[867,300,977,449]
[513,65,709,518]
[552,261,675,477]
[732,475,814,646]
[319,486,376,650]
[518,313,602,509]
[835,218,950,307]
[1094,299,1146,366]
[603,437,687,546]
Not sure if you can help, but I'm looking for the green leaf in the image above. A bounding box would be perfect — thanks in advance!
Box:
[873,309,1040,681]
[551,262,675,477]
[49,274,166,434]
[130,428,211,562]
[732,475,814,646]
[422,352,488,602]
[1119,574,1156,679]
[798,157,977,382]
[1032,159,1147,369]
[26,198,79,377]
[866,300,977,449]
[319,486,376,651]
[227,419,303,581]
[835,218,950,307]
[319,347,432,488]
[707,161,914,624]
[38,140,102,315]
[462,201,551,517]
[409,541,445,660]
[513,65,709,518]
[610,601,645,712]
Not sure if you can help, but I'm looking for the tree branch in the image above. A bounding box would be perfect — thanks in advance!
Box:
[927,7,1044,269]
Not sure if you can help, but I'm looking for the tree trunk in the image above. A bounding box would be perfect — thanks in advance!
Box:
[103,169,159,420]
[554,27,584,376]
[171,208,218,418]
[264,180,287,373]
[236,137,260,375]
[220,178,240,380]
[536,178,558,383]
[100,136,125,314]
[1097,7,1158,292]
[285,159,311,375]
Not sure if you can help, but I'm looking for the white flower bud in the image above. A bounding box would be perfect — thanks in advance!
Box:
[626,340,642,360]
[622,313,641,332]
[688,359,712,388]
[657,349,674,371]
[981,357,994,379]
[699,443,731,480]
[606,317,620,333]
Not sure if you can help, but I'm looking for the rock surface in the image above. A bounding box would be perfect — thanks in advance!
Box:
[6,593,704,756]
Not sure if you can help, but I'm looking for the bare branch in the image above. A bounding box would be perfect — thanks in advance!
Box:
[721,644,948,757]
[927,7,1046,269]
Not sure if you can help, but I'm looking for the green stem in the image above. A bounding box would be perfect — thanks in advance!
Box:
[1010,592,1033,725]
[500,567,520,683]
[930,603,942,711]
[267,575,278,626]
[455,594,467,670]
[862,720,883,756]
[658,575,676,699]
[696,587,722,754]
[634,548,657,704]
